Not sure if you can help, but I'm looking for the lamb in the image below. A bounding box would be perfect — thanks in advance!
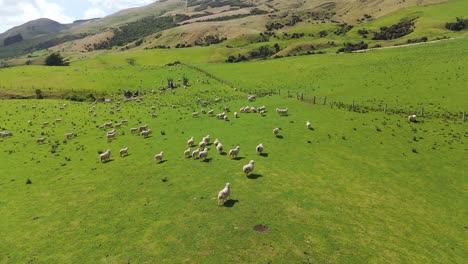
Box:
[306,121,311,129]
[65,132,74,140]
[184,147,191,158]
[243,160,255,176]
[187,137,195,147]
[273,127,280,137]
[216,143,224,153]
[217,183,231,206]
[36,137,46,143]
[140,129,152,138]
[198,148,209,161]
[100,149,111,162]
[229,146,240,159]
[192,148,200,159]
[256,143,264,155]
[154,151,164,163]
[276,108,288,115]
[119,147,129,157]
[408,114,417,123]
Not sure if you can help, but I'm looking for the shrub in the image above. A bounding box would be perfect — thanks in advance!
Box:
[372,20,415,40]
[445,17,468,31]
[45,53,69,66]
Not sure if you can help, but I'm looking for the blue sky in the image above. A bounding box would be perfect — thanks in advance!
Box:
[0,0,157,33]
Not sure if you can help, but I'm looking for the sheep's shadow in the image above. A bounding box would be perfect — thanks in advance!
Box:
[202,158,213,163]
[233,156,245,161]
[220,151,227,156]
[101,159,114,164]
[223,199,239,207]
[308,127,315,131]
[260,153,269,157]
[143,136,153,139]
[157,160,167,164]
[276,135,284,139]
[120,153,131,158]
[247,173,262,179]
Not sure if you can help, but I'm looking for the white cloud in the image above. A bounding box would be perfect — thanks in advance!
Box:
[0,0,75,34]
[88,0,154,10]
[84,7,106,19]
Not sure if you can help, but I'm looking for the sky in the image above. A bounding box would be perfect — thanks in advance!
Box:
[0,0,157,33]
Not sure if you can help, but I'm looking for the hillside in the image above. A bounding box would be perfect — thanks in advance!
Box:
[0,0,459,61]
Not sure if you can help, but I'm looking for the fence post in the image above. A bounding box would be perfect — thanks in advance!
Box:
[324,97,327,105]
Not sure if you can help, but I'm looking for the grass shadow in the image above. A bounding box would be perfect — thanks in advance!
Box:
[247,173,262,179]
[233,156,245,161]
[260,153,269,157]
[223,199,239,208]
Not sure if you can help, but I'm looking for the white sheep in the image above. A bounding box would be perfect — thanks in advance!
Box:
[256,143,264,155]
[65,132,74,140]
[0,131,12,137]
[216,143,224,153]
[306,121,311,129]
[42,122,49,126]
[119,147,129,157]
[192,112,199,118]
[273,128,280,137]
[154,151,164,163]
[28,120,32,125]
[36,137,46,143]
[276,108,288,115]
[199,148,209,161]
[107,132,116,140]
[213,138,220,147]
[184,147,191,158]
[234,112,238,118]
[130,127,138,133]
[217,183,231,206]
[140,129,151,138]
[223,115,229,121]
[100,149,111,162]
[203,135,210,144]
[243,160,255,176]
[408,114,417,123]
[229,146,240,159]
[138,124,148,132]
[224,106,231,112]
[207,109,214,116]
[187,137,195,147]
[192,148,200,159]
[55,118,62,123]
[199,141,207,148]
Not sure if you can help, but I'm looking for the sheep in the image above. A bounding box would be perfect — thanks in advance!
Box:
[276,108,288,115]
[229,146,240,159]
[306,121,311,129]
[151,113,157,118]
[106,132,116,141]
[273,128,280,137]
[115,123,122,128]
[100,149,111,162]
[199,148,209,161]
[257,106,266,112]
[234,112,238,118]
[187,137,195,147]
[28,120,32,125]
[259,110,266,116]
[203,135,210,144]
[224,106,230,112]
[0,131,12,137]
[184,147,191,158]
[65,132,74,140]
[250,107,257,113]
[216,143,224,153]
[213,138,220,147]
[121,120,128,124]
[130,127,138,133]
[119,147,129,157]
[199,141,207,148]
[107,129,116,135]
[192,148,200,159]
[192,112,199,118]
[201,109,206,114]
[138,124,148,132]
[248,95,256,102]
[217,183,231,206]
[408,114,417,123]
[256,143,264,155]
[207,109,214,116]
[42,122,49,126]
[243,160,255,176]
[140,129,152,138]
[55,118,62,123]
[36,137,46,143]
[154,151,164,163]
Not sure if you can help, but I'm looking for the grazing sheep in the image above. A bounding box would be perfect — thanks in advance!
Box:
[201,109,206,114]
[229,146,240,159]
[256,144,264,155]
[216,143,224,153]
[203,135,210,144]
[243,160,255,176]
[100,149,111,162]
[106,132,116,140]
[154,151,164,163]
[55,118,62,123]
[184,147,191,158]
[115,123,122,128]
[234,112,238,118]
[199,148,209,161]
[119,147,129,157]
[192,148,200,159]
[199,141,207,148]
[187,137,195,147]
[36,137,46,143]
[0,131,12,137]
[273,128,280,137]
[140,129,152,138]
[250,107,257,113]
[276,108,288,115]
[138,124,148,132]
[207,110,214,116]
[257,106,266,112]
[42,122,49,126]
[107,129,116,135]
[28,120,32,125]
[408,114,417,123]
[259,110,266,116]
[130,127,138,133]
[213,138,220,147]
[151,113,157,118]
[223,115,229,121]
[121,120,128,124]
[65,132,74,140]
[248,95,256,102]
[306,121,311,129]
[192,112,199,118]
[224,106,230,112]
[217,183,231,207]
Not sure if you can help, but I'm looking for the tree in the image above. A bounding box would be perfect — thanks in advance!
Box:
[45,53,69,66]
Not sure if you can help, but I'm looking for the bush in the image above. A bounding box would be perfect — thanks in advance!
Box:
[45,53,69,66]
[445,17,468,31]
[372,20,415,40]
[337,41,368,53]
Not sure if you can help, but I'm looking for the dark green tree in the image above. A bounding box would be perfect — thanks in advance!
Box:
[45,53,69,66]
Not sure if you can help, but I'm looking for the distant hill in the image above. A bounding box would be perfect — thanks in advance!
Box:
[0,0,464,60]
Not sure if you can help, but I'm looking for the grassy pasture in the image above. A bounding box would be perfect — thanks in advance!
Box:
[0,89,465,262]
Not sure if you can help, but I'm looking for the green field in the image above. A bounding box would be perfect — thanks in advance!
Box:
[1,1,467,262]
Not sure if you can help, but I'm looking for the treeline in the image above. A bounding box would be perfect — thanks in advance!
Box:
[189,0,254,11]
[200,8,268,22]
[226,44,280,63]
[26,33,90,52]
[372,19,415,40]
[4,34,23,46]
[96,16,176,50]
